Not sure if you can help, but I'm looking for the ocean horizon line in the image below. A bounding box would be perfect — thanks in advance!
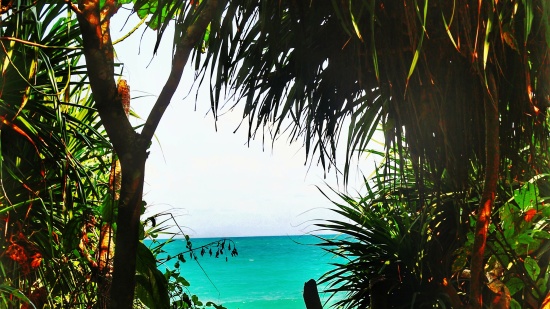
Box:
[150,232,340,240]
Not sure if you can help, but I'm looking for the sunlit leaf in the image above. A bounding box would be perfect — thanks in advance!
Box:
[522,0,533,46]
[483,7,493,70]
[506,277,524,296]
[513,182,539,211]
[510,299,523,309]
[524,256,540,281]
[406,0,429,86]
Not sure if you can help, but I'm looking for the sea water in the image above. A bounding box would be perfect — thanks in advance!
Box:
[147,235,344,309]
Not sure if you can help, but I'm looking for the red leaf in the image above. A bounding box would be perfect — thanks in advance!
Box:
[524,209,537,222]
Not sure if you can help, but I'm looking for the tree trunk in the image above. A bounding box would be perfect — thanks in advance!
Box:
[75,1,218,307]
[98,80,130,307]
[469,70,499,309]
[108,147,148,309]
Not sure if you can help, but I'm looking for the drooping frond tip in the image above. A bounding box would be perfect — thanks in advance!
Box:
[191,0,548,187]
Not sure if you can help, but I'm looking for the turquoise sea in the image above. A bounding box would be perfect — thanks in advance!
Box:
[149,235,344,309]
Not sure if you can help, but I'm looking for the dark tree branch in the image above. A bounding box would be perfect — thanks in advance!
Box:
[140,0,219,143]
[64,0,82,14]
[76,0,136,156]
[100,0,119,23]
[440,279,463,308]
[469,69,499,309]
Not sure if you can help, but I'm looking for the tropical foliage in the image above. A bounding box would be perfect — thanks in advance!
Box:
[0,2,112,307]
[317,145,549,308]
[0,2,227,308]
[189,1,550,307]
[1,0,549,308]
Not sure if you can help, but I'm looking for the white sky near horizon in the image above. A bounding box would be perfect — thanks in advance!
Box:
[110,10,380,238]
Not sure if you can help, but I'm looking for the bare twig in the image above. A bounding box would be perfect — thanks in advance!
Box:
[0,37,80,50]
[113,16,147,45]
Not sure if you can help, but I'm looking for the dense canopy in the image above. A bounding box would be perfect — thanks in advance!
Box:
[1,1,549,308]
[189,1,549,186]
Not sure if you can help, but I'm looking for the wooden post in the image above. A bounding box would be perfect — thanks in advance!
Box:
[303,279,323,309]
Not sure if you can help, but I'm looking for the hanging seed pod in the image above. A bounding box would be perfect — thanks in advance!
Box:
[117,79,130,117]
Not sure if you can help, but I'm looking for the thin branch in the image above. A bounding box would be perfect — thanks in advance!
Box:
[440,279,463,308]
[140,0,219,143]
[64,0,82,14]
[113,16,147,45]
[0,36,81,50]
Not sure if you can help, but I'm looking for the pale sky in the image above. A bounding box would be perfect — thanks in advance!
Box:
[111,10,378,238]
